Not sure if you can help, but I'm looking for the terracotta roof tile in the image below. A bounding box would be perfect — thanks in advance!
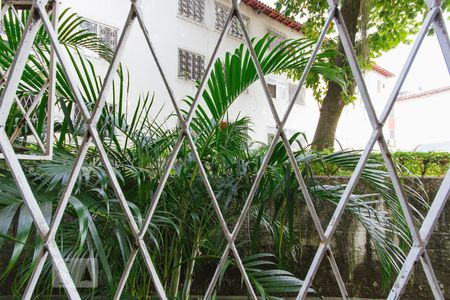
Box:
[242,1,395,78]
[372,64,395,78]
[242,0,302,32]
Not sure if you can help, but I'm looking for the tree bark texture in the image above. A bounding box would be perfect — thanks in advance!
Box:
[312,0,361,150]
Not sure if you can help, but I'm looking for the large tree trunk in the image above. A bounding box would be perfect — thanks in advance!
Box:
[312,0,361,151]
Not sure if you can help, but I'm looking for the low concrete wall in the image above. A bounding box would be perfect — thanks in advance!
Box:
[284,177,449,299]
[0,177,448,299]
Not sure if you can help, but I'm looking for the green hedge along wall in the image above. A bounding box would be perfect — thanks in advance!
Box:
[314,151,450,177]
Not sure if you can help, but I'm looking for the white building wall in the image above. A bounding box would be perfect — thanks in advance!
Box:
[64,0,391,149]
[393,90,450,150]
[335,71,395,150]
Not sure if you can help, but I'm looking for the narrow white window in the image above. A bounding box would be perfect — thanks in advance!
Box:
[267,78,289,101]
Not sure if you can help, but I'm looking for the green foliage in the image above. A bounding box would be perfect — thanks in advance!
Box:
[275,0,447,58]
[382,152,450,177]
[0,6,432,299]
[274,0,449,104]
[313,151,450,177]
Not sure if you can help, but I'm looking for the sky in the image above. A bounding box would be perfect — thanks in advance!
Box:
[260,0,450,93]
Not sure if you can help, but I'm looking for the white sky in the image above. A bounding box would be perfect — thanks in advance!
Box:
[260,0,450,93]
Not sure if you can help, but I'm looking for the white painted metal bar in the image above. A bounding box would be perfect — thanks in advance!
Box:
[0,129,81,299]
[378,136,444,299]
[185,127,259,300]
[17,0,140,295]
[128,1,259,298]
[0,4,42,125]
[427,0,450,71]
[113,247,139,299]
[10,83,48,148]
[0,0,447,298]
[237,3,349,294]
[387,2,450,297]
[421,169,450,244]
[0,2,9,18]
[12,96,46,152]
[420,251,445,299]
[389,170,450,300]
[22,250,49,300]
[37,2,169,297]
[204,6,341,299]
[379,7,439,125]
[0,2,54,160]
[0,153,51,160]
[45,0,58,157]
[298,1,448,298]
[0,1,81,298]
[113,1,239,297]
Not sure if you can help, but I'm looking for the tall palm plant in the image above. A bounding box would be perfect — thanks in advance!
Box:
[0,6,428,300]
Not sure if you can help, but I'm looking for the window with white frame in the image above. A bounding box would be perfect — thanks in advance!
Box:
[178,48,205,81]
[80,19,119,49]
[178,0,205,24]
[266,28,286,49]
[215,2,250,40]
[267,77,289,101]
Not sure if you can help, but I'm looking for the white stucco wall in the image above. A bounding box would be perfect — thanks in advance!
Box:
[393,89,450,151]
[63,0,392,149]
[336,71,395,150]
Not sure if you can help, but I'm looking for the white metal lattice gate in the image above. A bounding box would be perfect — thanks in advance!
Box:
[0,0,449,299]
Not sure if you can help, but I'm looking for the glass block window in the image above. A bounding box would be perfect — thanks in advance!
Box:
[215,2,228,31]
[178,49,205,81]
[267,29,286,49]
[99,26,119,49]
[80,19,118,48]
[215,2,250,39]
[178,0,205,23]
[80,20,98,34]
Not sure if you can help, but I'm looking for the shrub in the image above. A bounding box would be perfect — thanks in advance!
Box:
[389,151,450,177]
[313,151,450,177]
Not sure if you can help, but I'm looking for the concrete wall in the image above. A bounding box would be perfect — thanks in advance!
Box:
[0,177,448,298]
[286,177,449,299]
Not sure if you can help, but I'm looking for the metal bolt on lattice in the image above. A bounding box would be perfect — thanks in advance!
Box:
[0,0,448,299]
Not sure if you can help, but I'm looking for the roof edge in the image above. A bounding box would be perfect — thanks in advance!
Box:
[242,0,302,33]
[397,86,450,101]
[372,64,395,78]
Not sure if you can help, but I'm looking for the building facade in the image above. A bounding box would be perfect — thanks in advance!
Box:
[392,86,450,151]
[64,0,395,149]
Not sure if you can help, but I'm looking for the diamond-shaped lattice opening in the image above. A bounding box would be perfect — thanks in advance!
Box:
[294,1,450,299]
[0,3,56,160]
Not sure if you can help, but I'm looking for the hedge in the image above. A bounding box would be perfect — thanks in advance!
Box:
[386,151,450,177]
[313,151,450,177]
